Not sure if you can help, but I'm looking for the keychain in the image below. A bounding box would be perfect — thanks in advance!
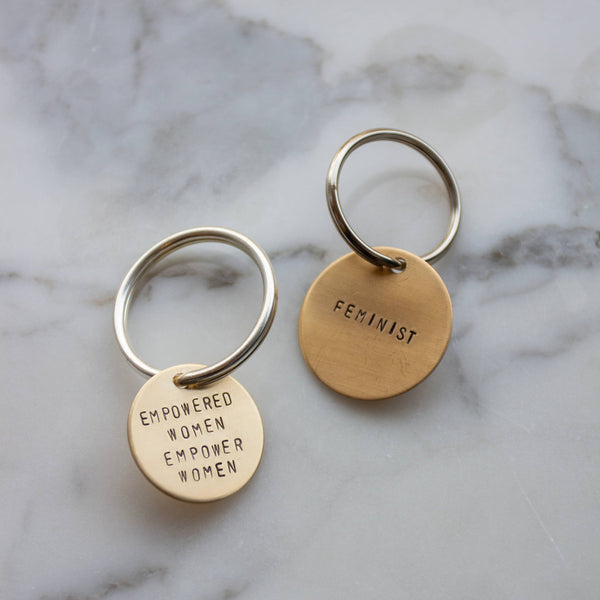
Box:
[114,227,277,502]
[298,129,461,400]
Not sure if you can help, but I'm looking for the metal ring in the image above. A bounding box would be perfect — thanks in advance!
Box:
[114,227,277,387]
[326,129,461,268]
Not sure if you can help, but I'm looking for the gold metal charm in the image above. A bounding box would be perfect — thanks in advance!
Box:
[299,248,452,399]
[299,129,461,400]
[114,228,277,502]
[128,365,264,502]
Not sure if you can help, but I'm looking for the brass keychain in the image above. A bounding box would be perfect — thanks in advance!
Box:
[298,129,461,400]
[114,227,277,502]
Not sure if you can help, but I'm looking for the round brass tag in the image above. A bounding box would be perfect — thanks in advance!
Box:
[298,248,452,400]
[127,364,264,502]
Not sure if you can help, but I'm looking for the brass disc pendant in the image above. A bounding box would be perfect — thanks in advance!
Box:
[128,364,264,502]
[298,248,452,400]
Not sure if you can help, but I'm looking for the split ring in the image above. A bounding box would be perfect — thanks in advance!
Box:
[114,227,277,387]
[326,129,461,268]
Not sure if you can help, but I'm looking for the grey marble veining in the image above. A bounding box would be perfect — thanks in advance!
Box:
[1,1,600,599]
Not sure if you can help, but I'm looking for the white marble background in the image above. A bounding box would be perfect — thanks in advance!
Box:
[1,1,600,598]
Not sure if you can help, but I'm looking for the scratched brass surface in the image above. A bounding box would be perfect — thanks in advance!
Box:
[298,249,452,400]
[128,364,264,502]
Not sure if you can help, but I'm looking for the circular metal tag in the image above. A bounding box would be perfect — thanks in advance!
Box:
[127,364,264,502]
[298,248,452,400]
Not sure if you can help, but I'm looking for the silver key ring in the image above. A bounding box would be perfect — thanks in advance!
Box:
[326,128,461,268]
[114,227,277,387]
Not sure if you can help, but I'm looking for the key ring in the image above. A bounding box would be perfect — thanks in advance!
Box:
[114,227,277,388]
[299,129,461,399]
[326,128,461,268]
[115,226,276,502]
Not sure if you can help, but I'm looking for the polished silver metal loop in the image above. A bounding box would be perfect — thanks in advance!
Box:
[114,227,277,387]
[326,128,461,268]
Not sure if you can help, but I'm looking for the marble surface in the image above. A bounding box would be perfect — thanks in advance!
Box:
[2,1,600,598]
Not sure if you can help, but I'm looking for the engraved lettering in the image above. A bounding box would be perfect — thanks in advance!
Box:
[331,299,419,344]
[174,461,243,482]
[355,309,367,323]
[132,382,258,493]
[186,417,224,436]
[183,440,238,461]
[141,401,233,427]
[138,398,230,422]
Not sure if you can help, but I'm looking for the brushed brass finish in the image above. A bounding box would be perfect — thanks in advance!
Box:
[298,248,452,400]
[128,364,264,502]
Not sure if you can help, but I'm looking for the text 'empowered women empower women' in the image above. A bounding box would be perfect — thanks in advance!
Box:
[128,364,265,502]
[139,391,243,482]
